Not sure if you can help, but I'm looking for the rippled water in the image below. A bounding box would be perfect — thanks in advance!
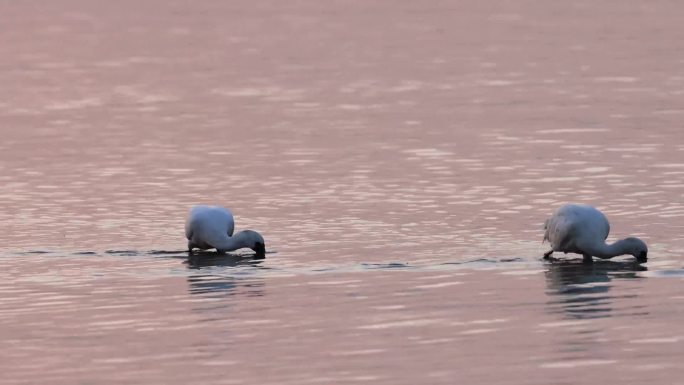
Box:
[1,0,684,384]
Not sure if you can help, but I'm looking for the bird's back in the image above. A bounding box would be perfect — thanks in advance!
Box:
[185,205,235,245]
[544,204,610,253]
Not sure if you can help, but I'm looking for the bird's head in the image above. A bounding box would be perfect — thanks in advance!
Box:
[238,230,266,258]
[623,237,648,262]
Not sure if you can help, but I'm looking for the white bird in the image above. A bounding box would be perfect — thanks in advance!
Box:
[543,203,647,262]
[185,205,265,257]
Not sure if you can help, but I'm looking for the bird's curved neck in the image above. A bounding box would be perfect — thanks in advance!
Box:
[213,233,251,252]
[586,239,631,259]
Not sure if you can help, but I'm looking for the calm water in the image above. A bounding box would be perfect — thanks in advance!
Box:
[1,0,684,384]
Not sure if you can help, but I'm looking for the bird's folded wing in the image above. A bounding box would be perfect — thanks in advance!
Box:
[545,214,573,250]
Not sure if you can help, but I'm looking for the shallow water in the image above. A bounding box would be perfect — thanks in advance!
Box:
[1,0,684,383]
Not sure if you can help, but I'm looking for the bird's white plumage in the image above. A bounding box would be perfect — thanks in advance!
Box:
[544,204,609,254]
[185,205,235,250]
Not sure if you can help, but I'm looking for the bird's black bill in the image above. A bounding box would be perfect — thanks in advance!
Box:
[637,251,648,263]
[253,242,266,259]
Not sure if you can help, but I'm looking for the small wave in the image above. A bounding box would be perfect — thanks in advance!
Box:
[641,269,684,278]
[105,250,140,256]
[441,257,524,266]
[147,250,188,255]
[361,262,412,269]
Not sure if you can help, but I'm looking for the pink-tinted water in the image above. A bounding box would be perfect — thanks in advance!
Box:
[1,0,684,384]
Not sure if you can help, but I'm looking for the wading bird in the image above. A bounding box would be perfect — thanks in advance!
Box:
[543,203,647,263]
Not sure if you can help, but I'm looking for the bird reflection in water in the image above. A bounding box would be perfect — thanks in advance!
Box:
[544,259,647,319]
[187,251,266,269]
[186,252,266,307]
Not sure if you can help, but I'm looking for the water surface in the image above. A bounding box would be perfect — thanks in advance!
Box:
[1,0,684,383]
